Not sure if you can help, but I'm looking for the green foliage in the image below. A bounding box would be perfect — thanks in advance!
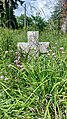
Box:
[16,15,34,29]
[31,15,48,31]
[16,14,48,31]
[0,28,67,118]
[0,28,27,51]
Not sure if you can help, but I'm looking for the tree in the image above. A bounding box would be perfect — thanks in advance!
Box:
[16,14,48,31]
[31,15,47,31]
[50,0,62,31]
[50,0,67,33]
[16,14,34,29]
[0,0,25,29]
[61,0,67,32]
[0,0,4,26]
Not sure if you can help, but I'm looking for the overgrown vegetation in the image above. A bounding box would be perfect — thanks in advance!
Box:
[0,0,67,118]
[0,28,67,119]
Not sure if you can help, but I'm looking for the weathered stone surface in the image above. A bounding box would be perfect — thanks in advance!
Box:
[17,31,50,56]
[27,31,39,43]
[27,31,39,56]
[17,42,29,53]
[39,42,49,53]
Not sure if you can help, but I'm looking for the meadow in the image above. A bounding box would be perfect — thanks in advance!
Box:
[0,28,67,119]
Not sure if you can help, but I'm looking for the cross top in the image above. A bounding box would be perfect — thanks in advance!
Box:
[27,31,39,43]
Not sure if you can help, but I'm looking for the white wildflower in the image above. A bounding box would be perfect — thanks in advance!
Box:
[14,60,18,63]
[8,64,11,67]
[61,51,65,54]
[52,58,55,61]
[17,56,20,60]
[0,75,4,79]
[59,47,64,51]
[47,53,50,56]
[17,64,23,69]
[5,51,8,54]
[54,55,56,58]
[16,64,21,68]
[52,53,56,56]
[49,50,52,52]
[0,48,2,50]
[20,65,23,68]
[4,78,8,80]
[3,55,5,58]
[55,42,57,45]
[16,51,20,55]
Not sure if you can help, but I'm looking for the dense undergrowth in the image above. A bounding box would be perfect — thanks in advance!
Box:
[0,28,67,119]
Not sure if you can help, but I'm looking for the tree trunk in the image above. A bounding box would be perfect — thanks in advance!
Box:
[61,0,67,33]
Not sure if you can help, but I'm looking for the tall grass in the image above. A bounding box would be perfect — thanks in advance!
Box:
[0,28,67,118]
[0,28,27,51]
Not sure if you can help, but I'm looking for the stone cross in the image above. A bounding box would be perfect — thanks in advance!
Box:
[17,31,49,57]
